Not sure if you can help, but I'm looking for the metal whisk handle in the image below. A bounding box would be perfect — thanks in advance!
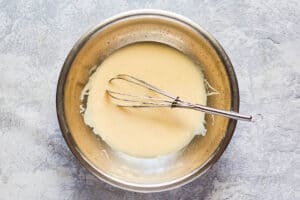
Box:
[179,103,252,121]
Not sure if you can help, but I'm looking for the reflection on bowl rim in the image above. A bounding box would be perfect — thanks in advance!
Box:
[56,9,239,193]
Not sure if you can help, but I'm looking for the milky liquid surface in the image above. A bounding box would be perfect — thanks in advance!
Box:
[82,43,207,157]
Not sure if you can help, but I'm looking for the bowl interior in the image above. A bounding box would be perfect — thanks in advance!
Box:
[58,12,238,192]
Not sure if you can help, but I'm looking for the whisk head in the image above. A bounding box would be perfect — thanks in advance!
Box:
[106,74,181,108]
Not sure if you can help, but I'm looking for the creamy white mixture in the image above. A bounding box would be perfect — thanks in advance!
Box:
[81,43,207,158]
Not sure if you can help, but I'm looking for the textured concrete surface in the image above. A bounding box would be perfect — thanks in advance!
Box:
[0,0,299,199]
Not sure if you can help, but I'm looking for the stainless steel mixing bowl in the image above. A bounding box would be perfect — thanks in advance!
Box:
[56,9,239,192]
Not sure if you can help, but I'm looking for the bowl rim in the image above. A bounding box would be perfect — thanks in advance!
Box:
[56,9,239,193]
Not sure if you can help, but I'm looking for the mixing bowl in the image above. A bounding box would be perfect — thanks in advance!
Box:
[56,9,239,192]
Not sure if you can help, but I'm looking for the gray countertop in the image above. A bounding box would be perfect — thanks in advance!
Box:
[0,0,299,199]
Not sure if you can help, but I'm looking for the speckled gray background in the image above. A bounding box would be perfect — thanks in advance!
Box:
[0,0,299,199]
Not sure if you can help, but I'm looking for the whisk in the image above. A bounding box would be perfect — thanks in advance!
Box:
[106,74,253,121]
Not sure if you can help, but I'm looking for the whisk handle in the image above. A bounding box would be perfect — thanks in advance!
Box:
[182,104,253,122]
